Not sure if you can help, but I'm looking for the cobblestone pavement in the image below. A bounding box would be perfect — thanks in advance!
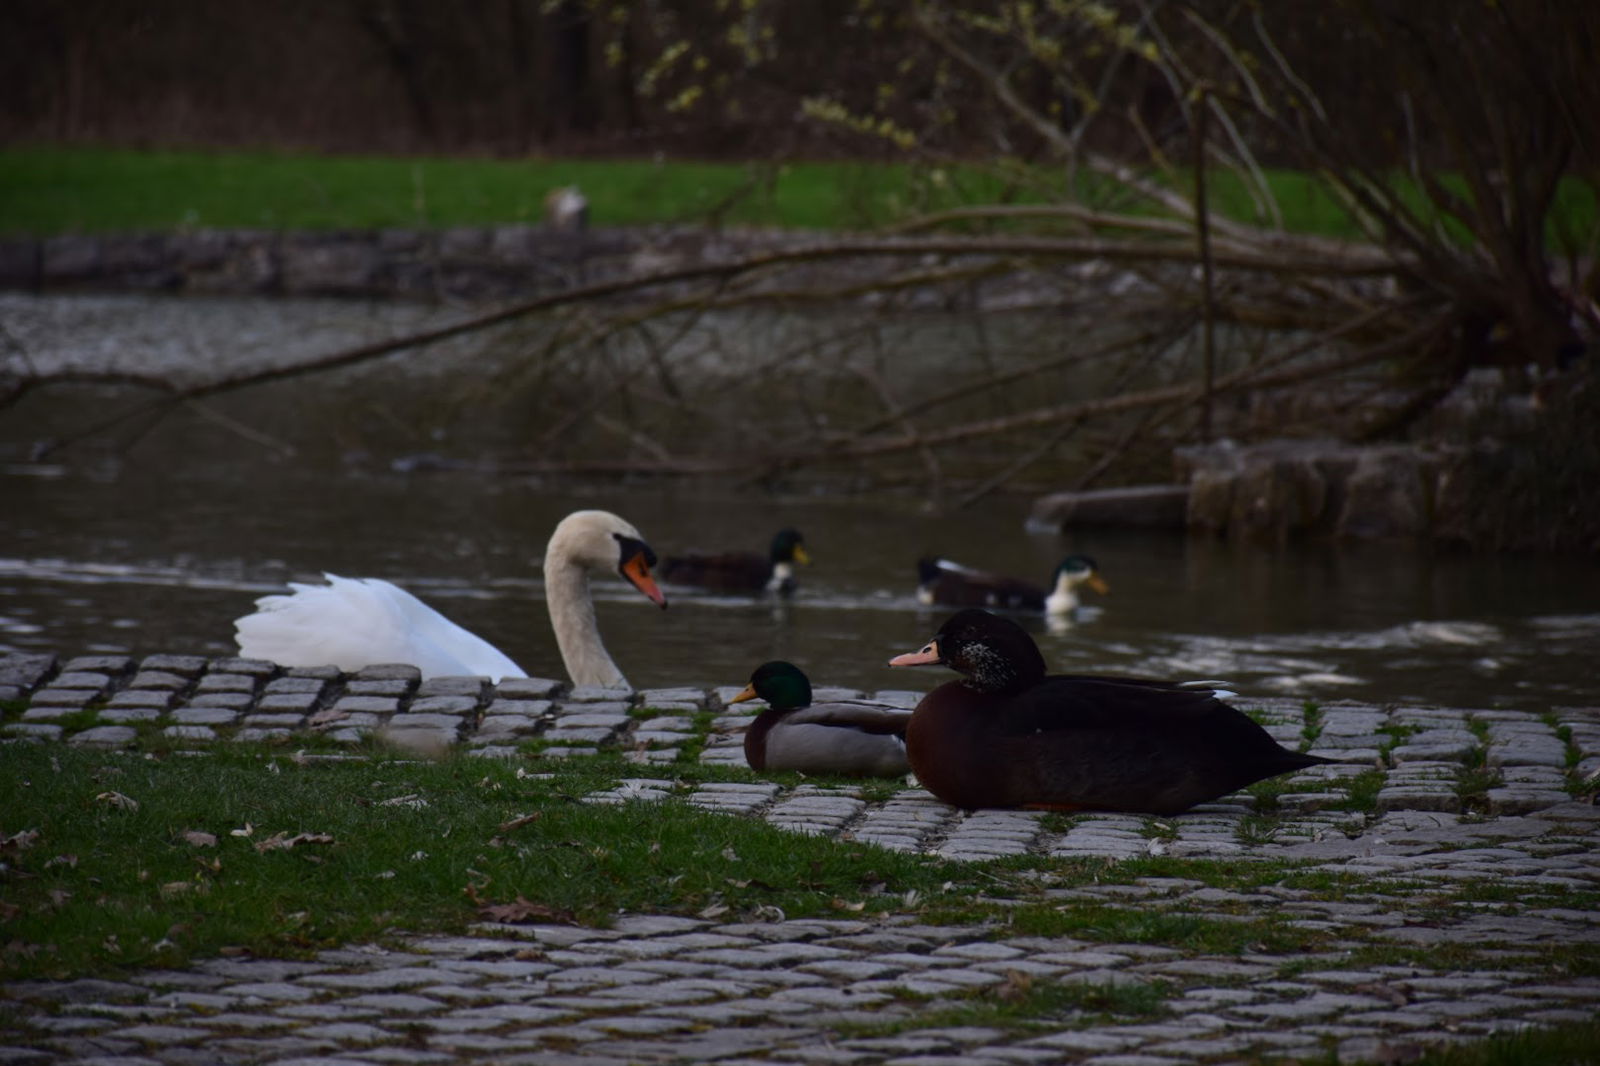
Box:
[3,652,1598,1064]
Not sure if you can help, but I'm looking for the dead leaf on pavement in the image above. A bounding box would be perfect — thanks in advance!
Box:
[993,970,1034,1002]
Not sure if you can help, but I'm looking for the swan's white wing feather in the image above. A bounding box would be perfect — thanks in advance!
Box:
[234,574,525,682]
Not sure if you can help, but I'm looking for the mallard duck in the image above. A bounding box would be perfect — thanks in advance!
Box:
[234,510,666,687]
[916,553,1108,615]
[662,528,810,595]
[729,660,910,776]
[888,608,1329,813]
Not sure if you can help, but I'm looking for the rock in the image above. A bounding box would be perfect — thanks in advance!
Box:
[1173,438,1460,542]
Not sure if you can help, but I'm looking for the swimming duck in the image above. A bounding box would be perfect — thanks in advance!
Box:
[916,554,1108,616]
[888,609,1329,814]
[662,528,810,595]
[234,510,666,687]
[729,660,911,777]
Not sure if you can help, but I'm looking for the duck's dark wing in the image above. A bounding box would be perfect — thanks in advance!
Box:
[999,676,1328,813]
[661,550,770,590]
[925,568,1046,611]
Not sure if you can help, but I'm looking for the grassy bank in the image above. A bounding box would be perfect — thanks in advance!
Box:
[4,146,1592,246]
[0,144,1444,239]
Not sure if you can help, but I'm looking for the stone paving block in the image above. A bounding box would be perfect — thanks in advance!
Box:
[171,707,240,726]
[331,696,402,715]
[67,725,138,748]
[493,678,564,699]
[256,693,320,714]
[27,688,100,708]
[58,659,132,679]
[182,692,252,710]
[195,673,258,694]
[136,655,208,676]
[484,699,552,718]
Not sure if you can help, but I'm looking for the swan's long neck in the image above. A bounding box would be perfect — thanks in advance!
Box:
[545,553,628,689]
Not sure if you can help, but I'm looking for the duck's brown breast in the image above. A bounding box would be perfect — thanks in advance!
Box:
[905,682,1022,810]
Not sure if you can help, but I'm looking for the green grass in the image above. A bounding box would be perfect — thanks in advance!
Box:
[1412,1021,1600,1066]
[5,144,1592,241]
[978,899,1326,956]
[0,146,1024,235]
[0,745,987,981]
[840,976,1172,1038]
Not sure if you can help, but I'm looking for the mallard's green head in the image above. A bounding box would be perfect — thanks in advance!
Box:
[770,528,810,566]
[1054,554,1109,594]
[729,660,813,710]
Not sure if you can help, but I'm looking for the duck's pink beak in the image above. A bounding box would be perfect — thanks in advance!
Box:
[888,640,942,667]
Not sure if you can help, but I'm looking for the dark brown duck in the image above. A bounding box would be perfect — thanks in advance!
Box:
[889,609,1331,815]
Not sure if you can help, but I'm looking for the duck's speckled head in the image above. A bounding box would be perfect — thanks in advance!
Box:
[889,608,1048,695]
[730,660,813,711]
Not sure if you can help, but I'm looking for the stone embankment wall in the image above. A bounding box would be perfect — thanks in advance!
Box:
[0,226,819,302]
[1030,435,1505,544]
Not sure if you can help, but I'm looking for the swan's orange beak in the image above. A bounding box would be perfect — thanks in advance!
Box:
[888,639,942,667]
[622,554,668,608]
[729,683,759,705]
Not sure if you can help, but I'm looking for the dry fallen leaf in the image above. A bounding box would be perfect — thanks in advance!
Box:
[697,903,729,919]
[181,830,217,848]
[993,970,1034,1003]
[254,832,335,854]
[307,708,348,728]
[496,813,542,833]
[1,830,40,854]
[229,823,254,838]
[830,898,866,913]
[475,895,577,925]
[380,794,428,809]
[95,791,139,811]
[43,854,77,870]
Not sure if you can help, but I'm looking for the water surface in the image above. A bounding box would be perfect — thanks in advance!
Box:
[3,292,1596,712]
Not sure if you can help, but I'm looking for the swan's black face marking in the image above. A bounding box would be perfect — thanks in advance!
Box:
[614,534,667,608]
[613,534,658,569]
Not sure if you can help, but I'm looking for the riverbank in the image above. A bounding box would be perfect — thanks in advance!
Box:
[3,649,1598,1064]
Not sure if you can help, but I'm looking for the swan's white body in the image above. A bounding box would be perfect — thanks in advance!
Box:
[233,510,662,687]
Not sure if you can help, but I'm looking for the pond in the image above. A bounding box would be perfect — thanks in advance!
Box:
[3,293,1597,712]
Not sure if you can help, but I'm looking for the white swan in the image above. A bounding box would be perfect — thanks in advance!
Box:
[233,510,667,687]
